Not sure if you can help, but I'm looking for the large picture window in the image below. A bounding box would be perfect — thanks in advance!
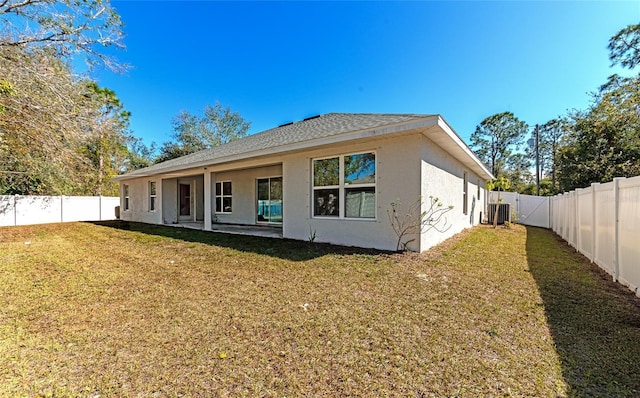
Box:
[215,181,232,213]
[312,152,376,219]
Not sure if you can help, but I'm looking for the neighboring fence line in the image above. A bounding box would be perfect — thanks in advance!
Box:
[551,176,640,297]
[0,195,120,227]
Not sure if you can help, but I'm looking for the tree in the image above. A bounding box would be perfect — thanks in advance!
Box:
[552,22,640,192]
[503,152,533,193]
[470,112,529,178]
[529,118,569,195]
[608,23,640,69]
[1,46,93,194]
[0,0,126,71]
[81,83,131,196]
[557,75,640,191]
[0,46,133,195]
[125,137,156,172]
[156,102,251,163]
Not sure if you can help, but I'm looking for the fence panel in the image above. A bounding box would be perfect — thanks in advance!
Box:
[517,194,550,228]
[0,196,16,226]
[487,191,550,228]
[0,195,119,227]
[101,197,120,220]
[577,188,594,260]
[62,196,101,222]
[550,175,640,297]
[16,195,62,225]
[617,178,640,293]
[593,183,615,275]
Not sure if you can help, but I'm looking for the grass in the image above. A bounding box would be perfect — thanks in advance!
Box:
[0,221,639,397]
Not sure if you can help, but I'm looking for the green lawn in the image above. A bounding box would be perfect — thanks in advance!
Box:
[0,221,639,397]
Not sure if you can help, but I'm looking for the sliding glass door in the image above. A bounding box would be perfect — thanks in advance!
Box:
[257,177,282,224]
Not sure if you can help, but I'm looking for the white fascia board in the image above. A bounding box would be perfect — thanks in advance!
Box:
[428,116,494,180]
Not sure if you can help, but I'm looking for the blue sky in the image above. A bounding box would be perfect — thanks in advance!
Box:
[96,1,640,149]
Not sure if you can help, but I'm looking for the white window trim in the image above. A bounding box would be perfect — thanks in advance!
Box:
[256,176,283,224]
[215,181,233,214]
[311,151,377,220]
[123,184,130,211]
[149,181,157,212]
[463,172,469,215]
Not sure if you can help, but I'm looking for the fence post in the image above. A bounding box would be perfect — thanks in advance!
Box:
[60,195,64,223]
[591,183,597,263]
[613,177,623,282]
[99,195,103,221]
[13,194,17,226]
[574,189,580,250]
[576,191,580,249]
[549,196,552,231]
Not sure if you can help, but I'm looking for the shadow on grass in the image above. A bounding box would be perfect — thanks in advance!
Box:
[88,220,387,261]
[525,226,640,397]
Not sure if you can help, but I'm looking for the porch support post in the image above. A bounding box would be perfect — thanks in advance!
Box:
[204,169,212,231]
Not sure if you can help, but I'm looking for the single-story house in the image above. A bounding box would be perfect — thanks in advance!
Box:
[113,113,493,252]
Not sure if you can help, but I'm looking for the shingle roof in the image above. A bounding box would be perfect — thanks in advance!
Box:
[117,113,435,178]
[115,112,492,180]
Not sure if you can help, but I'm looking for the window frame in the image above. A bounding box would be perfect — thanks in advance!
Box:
[149,181,157,212]
[215,181,233,214]
[256,176,283,224]
[311,151,377,220]
[463,172,469,215]
[123,184,130,211]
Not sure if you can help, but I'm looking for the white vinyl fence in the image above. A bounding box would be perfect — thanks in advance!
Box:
[488,191,550,228]
[0,195,119,227]
[551,176,640,297]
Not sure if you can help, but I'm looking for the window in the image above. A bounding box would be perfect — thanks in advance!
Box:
[149,181,157,212]
[313,157,339,216]
[215,181,232,213]
[257,177,283,223]
[477,179,481,200]
[463,172,468,215]
[123,184,130,211]
[312,152,376,219]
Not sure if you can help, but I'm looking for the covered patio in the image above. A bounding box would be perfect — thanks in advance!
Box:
[168,221,283,239]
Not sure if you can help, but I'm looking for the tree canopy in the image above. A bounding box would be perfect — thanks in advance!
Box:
[608,23,640,70]
[0,1,138,195]
[156,103,251,163]
[0,0,126,71]
[472,22,640,195]
[0,46,133,195]
[557,74,640,191]
[470,111,529,183]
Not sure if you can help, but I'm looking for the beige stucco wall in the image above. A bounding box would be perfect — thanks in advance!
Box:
[212,164,282,225]
[118,130,487,252]
[420,135,486,251]
[120,176,163,224]
[120,174,206,225]
[282,133,422,252]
